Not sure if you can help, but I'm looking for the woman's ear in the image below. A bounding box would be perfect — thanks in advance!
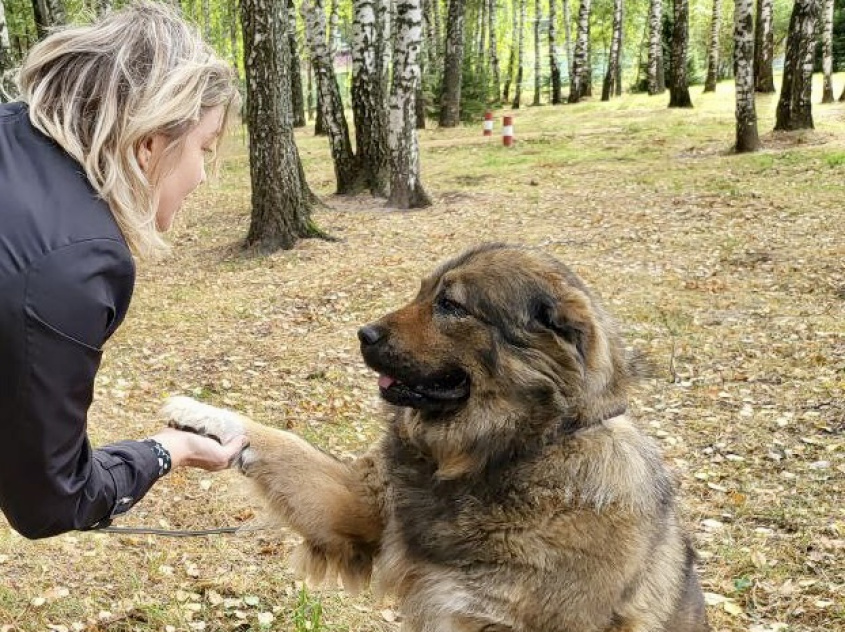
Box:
[136,136,155,173]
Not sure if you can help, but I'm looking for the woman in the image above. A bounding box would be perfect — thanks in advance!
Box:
[0,2,248,539]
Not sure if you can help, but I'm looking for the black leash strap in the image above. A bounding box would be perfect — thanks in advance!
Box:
[100,525,259,537]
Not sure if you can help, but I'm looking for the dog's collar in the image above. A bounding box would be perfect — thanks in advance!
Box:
[557,405,628,436]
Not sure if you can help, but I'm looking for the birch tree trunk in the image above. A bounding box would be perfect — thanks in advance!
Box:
[734,0,760,151]
[703,0,721,92]
[329,0,340,53]
[0,0,14,103]
[228,0,240,78]
[775,0,819,130]
[489,0,501,101]
[668,0,692,107]
[503,0,519,101]
[388,0,432,208]
[754,0,775,92]
[32,0,66,38]
[203,0,211,41]
[96,0,112,16]
[377,0,393,111]
[533,0,542,105]
[512,0,526,108]
[614,0,622,95]
[562,0,574,89]
[439,0,466,125]
[820,0,834,103]
[601,0,622,100]
[568,0,591,102]
[353,0,390,193]
[548,0,561,103]
[243,0,320,252]
[647,0,664,94]
[302,0,360,193]
[290,0,307,127]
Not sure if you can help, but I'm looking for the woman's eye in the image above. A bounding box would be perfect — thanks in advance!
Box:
[436,296,469,318]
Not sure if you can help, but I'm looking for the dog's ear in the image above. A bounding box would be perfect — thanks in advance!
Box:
[532,292,590,364]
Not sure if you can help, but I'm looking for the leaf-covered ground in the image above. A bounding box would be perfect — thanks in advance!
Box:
[1,79,843,632]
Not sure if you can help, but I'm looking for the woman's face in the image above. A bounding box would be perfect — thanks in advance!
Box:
[138,105,225,231]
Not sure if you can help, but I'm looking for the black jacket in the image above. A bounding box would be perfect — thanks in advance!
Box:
[0,102,162,538]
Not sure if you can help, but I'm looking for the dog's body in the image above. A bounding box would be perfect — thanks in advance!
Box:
[164,244,709,632]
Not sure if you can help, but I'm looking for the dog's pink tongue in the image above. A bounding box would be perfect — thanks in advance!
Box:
[378,375,396,389]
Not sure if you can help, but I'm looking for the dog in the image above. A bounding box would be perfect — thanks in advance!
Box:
[163,243,709,632]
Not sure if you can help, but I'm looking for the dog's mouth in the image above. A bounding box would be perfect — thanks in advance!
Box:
[376,370,470,410]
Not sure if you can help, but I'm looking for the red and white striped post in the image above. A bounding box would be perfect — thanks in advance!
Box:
[482,111,494,136]
[502,115,514,147]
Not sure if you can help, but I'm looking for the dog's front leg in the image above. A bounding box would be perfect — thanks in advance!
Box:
[162,396,385,592]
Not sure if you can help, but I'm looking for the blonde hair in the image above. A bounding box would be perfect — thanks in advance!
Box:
[17,1,239,258]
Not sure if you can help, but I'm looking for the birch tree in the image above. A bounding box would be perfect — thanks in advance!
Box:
[388,0,431,208]
[0,0,13,103]
[439,0,466,125]
[503,0,519,101]
[562,0,574,88]
[302,0,360,193]
[734,0,759,152]
[775,0,819,130]
[647,0,665,94]
[290,0,306,127]
[668,0,692,107]
[353,0,390,194]
[820,0,834,103]
[568,0,591,103]
[754,0,775,92]
[242,0,321,252]
[601,0,622,100]
[489,0,501,102]
[32,0,66,38]
[703,0,721,92]
[548,0,561,103]
[533,0,542,105]
[512,0,526,107]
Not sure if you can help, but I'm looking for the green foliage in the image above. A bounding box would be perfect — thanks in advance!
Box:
[292,584,324,632]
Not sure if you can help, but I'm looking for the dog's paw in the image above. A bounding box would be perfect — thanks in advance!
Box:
[161,396,247,445]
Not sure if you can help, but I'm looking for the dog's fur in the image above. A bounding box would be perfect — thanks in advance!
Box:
[163,244,709,632]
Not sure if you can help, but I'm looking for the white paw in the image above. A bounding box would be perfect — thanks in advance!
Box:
[161,396,246,445]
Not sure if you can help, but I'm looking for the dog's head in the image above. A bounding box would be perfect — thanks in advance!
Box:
[359,244,645,472]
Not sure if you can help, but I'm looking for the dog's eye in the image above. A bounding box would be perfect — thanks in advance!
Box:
[435,296,470,318]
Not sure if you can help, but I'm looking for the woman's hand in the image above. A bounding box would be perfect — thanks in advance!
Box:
[148,427,249,471]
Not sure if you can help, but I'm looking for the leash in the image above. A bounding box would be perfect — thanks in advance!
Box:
[99,524,266,537]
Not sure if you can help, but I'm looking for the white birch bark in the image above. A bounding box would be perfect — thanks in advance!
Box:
[647,0,664,94]
[568,0,590,102]
[821,0,834,103]
[734,0,759,151]
[601,0,622,100]
[703,0,721,92]
[489,0,501,101]
[388,0,431,208]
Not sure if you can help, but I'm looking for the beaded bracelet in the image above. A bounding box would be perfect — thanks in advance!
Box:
[142,438,173,477]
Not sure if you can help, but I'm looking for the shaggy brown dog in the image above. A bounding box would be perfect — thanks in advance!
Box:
[163,243,709,632]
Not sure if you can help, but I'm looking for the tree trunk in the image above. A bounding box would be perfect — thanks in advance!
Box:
[703,0,721,92]
[329,0,340,53]
[753,0,775,92]
[647,0,664,94]
[820,0,834,103]
[203,0,211,41]
[289,0,307,127]
[734,0,760,152]
[548,0,561,103]
[503,0,519,102]
[601,0,622,100]
[562,0,574,88]
[96,0,112,16]
[668,0,692,107]
[388,0,432,208]
[615,0,623,95]
[0,0,14,103]
[302,0,360,193]
[228,0,240,79]
[242,0,319,252]
[512,0,526,108]
[568,0,590,102]
[533,0,541,105]
[31,0,66,38]
[439,0,466,125]
[377,0,393,111]
[489,0,501,102]
[774,0,819,130]
[352,0,390,194]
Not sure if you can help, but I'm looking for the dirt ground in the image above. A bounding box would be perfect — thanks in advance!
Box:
[0,82,843,631]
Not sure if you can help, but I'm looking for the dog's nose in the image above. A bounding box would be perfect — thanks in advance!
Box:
[358,324,385,346]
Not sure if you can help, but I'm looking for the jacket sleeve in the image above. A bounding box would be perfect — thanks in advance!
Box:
[0,239,163,539]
